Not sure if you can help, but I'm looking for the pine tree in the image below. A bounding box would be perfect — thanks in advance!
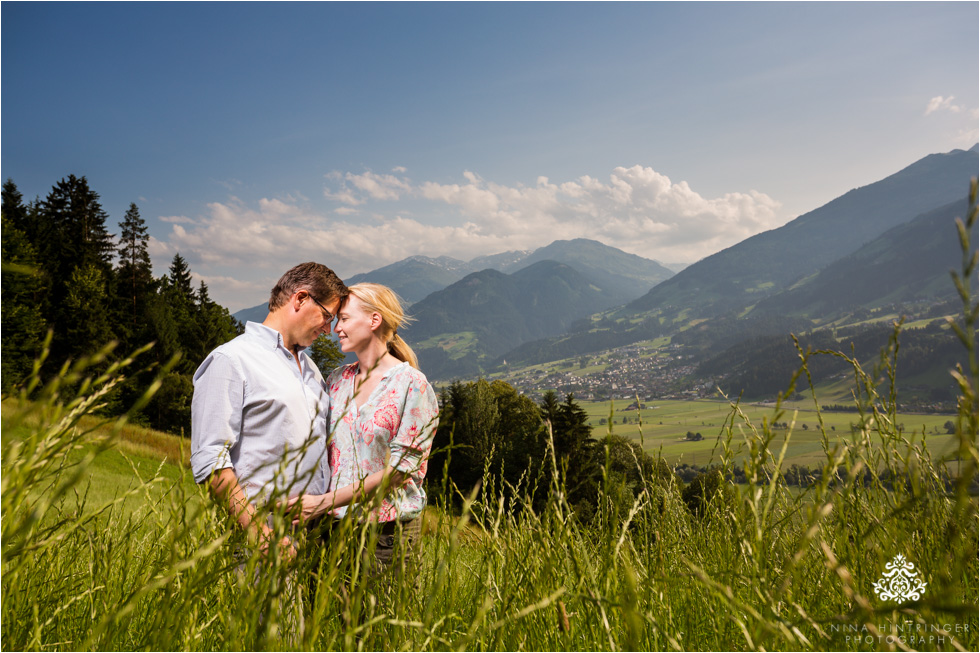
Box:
[556,393,593,461]
[164,253,202,372]
[39,175,115,277]
[2,179,28,234]
[542,392,600,521]
[146,275,181,364]
[539,390,561,433]
[1,213,49,389]
[2,180,46,309]
[37,175,116,361]
[168,253,194,299]
[196,280,239,357]
[116,203,154,338]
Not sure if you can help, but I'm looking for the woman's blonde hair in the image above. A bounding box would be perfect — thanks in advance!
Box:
[348,282,419,369]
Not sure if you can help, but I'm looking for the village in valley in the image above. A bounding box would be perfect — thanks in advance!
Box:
[486,341,710,404]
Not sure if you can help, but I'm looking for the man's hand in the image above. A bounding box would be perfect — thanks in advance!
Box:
[209,468,297,562]
[258,527,298,563]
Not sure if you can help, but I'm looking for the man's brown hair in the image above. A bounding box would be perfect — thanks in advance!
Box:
[268,262,348,311]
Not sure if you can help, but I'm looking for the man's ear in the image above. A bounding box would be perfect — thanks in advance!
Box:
[291,290,308,312]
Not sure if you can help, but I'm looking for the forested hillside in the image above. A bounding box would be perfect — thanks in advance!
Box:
[1,176,240,434]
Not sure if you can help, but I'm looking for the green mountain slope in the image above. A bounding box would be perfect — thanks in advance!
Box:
[407,260,624,379]
[751,198,975,320]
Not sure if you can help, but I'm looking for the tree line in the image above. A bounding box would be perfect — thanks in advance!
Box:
[430,380,681,523]
[2,176,240,433]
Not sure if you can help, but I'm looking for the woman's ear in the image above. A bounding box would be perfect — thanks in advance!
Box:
[370,312,383,331]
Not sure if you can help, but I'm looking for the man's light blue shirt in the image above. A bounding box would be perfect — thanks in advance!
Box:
[191,321,329,503]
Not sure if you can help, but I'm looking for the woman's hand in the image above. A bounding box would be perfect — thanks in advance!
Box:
[283,493,334,525]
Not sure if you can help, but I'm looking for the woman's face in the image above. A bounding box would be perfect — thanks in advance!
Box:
[333,294,379,353]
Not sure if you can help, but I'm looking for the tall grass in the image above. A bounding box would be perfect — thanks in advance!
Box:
[3,190,978,651]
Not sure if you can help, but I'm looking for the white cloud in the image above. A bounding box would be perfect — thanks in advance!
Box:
[160,215,196,224]
[324,170,411,204]
[158,166,784,310]
[925,95,964,115]
[323,187,363,206]
[147,235,172,260]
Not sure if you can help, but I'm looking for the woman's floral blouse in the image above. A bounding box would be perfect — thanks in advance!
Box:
[324,361,439,522]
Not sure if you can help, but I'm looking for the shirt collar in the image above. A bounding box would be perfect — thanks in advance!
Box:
[245,321,288,351]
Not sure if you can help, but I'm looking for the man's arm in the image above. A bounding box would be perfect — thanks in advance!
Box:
[210,467,296,560]
[192,351,293,557]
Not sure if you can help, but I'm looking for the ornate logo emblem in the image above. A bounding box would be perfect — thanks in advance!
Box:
[873,554,927,602]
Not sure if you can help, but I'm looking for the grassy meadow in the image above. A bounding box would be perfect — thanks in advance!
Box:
[584,398,961,469]
[3,322,978,652]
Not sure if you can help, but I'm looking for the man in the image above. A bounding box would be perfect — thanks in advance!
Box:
[191,262,347,558]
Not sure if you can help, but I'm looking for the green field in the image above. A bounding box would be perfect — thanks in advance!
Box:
[3,351,977,651]
[417,330,480,358]
[582,398,961,468]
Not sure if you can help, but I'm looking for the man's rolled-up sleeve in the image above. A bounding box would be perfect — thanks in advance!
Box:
[190,352,244,484]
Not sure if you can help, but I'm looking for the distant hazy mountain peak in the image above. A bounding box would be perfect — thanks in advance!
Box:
[404,255,470,271]
[468,250,533,271]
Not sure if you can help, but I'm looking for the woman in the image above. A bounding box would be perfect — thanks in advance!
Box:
[287,282,439,568]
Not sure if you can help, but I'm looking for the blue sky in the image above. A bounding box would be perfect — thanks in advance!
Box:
[3,1,977,311]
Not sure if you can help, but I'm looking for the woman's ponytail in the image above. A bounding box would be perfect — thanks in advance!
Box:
[387,333,419,369]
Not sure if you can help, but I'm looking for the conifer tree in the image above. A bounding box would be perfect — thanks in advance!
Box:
[539,390,560,431]
[37,175,116,361]
[1,213,49,389]
[2,179,29,235]
[164,253,202,372]
[116,203,154,339]
[196,280,240,356]
[168,253,194,299]
[39,175,114,276]
[540,391,600,520]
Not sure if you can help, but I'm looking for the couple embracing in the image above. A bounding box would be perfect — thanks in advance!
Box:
[189,262,438,609]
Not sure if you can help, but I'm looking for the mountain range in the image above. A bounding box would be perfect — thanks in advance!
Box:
[233,238,674,326]
[231,144,978,394]
[344,238,674,305]
[473,145,978,381]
